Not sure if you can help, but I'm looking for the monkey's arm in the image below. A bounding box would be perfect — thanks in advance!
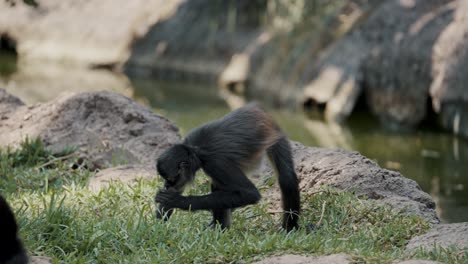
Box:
[155,161,260,210]
[155,188,260,210]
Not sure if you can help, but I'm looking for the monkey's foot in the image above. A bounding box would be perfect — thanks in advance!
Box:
[305,223,320,233]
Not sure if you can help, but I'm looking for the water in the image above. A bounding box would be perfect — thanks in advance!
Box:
[345,115,468,223]
[1,53,467,223]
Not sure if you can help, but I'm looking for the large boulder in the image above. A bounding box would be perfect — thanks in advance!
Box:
[302,0,468,139]
[362,0,455,128]
[430,0,468,138]
[0,89,180,169]
[261,141,439,223]
[300,0,382,122]
[125,0,379,111]
[0,0,182,66]
[125,0,264,80]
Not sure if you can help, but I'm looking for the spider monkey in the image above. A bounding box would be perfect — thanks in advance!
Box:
[0,195,28,264]
[155,103,300,231]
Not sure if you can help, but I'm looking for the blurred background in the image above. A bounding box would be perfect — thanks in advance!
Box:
[0,0,466,223]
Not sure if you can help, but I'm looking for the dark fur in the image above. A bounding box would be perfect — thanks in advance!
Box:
[155,104,300,231]
[0,195,28,264]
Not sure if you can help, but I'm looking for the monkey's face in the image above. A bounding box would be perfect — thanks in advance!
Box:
[156,145,195,193]
[157,161,192,193]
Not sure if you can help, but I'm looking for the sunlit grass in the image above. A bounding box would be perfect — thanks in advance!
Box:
[1,139,466,263]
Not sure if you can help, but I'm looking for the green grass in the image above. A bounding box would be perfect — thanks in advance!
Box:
[0,137,88,194]
[1,139,466,263]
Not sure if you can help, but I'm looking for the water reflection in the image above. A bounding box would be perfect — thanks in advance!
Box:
[131,79,468,223]
[131,78,231,134]
[0,58,132,104]
[344,114,468,223]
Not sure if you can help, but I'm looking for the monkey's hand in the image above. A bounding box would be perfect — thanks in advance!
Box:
[155,203,174,221]
[155,189,187,209]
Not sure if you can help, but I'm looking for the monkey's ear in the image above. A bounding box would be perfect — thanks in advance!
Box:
[178,161,194,183]
[179,161,189,169]
[178,161,189,177]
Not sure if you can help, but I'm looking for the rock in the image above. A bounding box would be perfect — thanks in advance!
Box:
[397,260,443,264]
[261,141,439,223]
[218,33,273,110]
[0,0,182,66]
[430,0,468,138]
[218,53,250,109]
[89,165,156,191]
[125,0,265,81]
[30,256,53,264]
[244,0,385,111]
[0,87,24,117]
[219,53,250,93]
[406,223,468,250]
[252,254,445,264]
[302,30,369,122]
[278,0,380,119]
[0,89,180,169]
[302,0,468,135]
[363,0,455,128]
[252,254,350,264]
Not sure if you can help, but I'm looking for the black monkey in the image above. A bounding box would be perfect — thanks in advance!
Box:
[155,103,300,231]
[0,195,28,264]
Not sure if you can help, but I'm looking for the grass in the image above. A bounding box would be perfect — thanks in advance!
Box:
[0,137,88,194]
[1,139,467,263]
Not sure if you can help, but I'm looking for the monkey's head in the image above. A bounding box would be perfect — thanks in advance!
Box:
[156,144,199,193]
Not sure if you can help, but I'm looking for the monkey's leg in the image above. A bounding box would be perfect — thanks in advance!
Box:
[210,208,232,229]
[267,137,300,232]
[209,184,232,229]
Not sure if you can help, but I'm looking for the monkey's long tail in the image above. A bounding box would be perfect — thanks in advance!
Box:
[267,137,300,231]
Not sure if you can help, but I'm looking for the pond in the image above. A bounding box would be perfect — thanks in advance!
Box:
[1,53,467,223]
